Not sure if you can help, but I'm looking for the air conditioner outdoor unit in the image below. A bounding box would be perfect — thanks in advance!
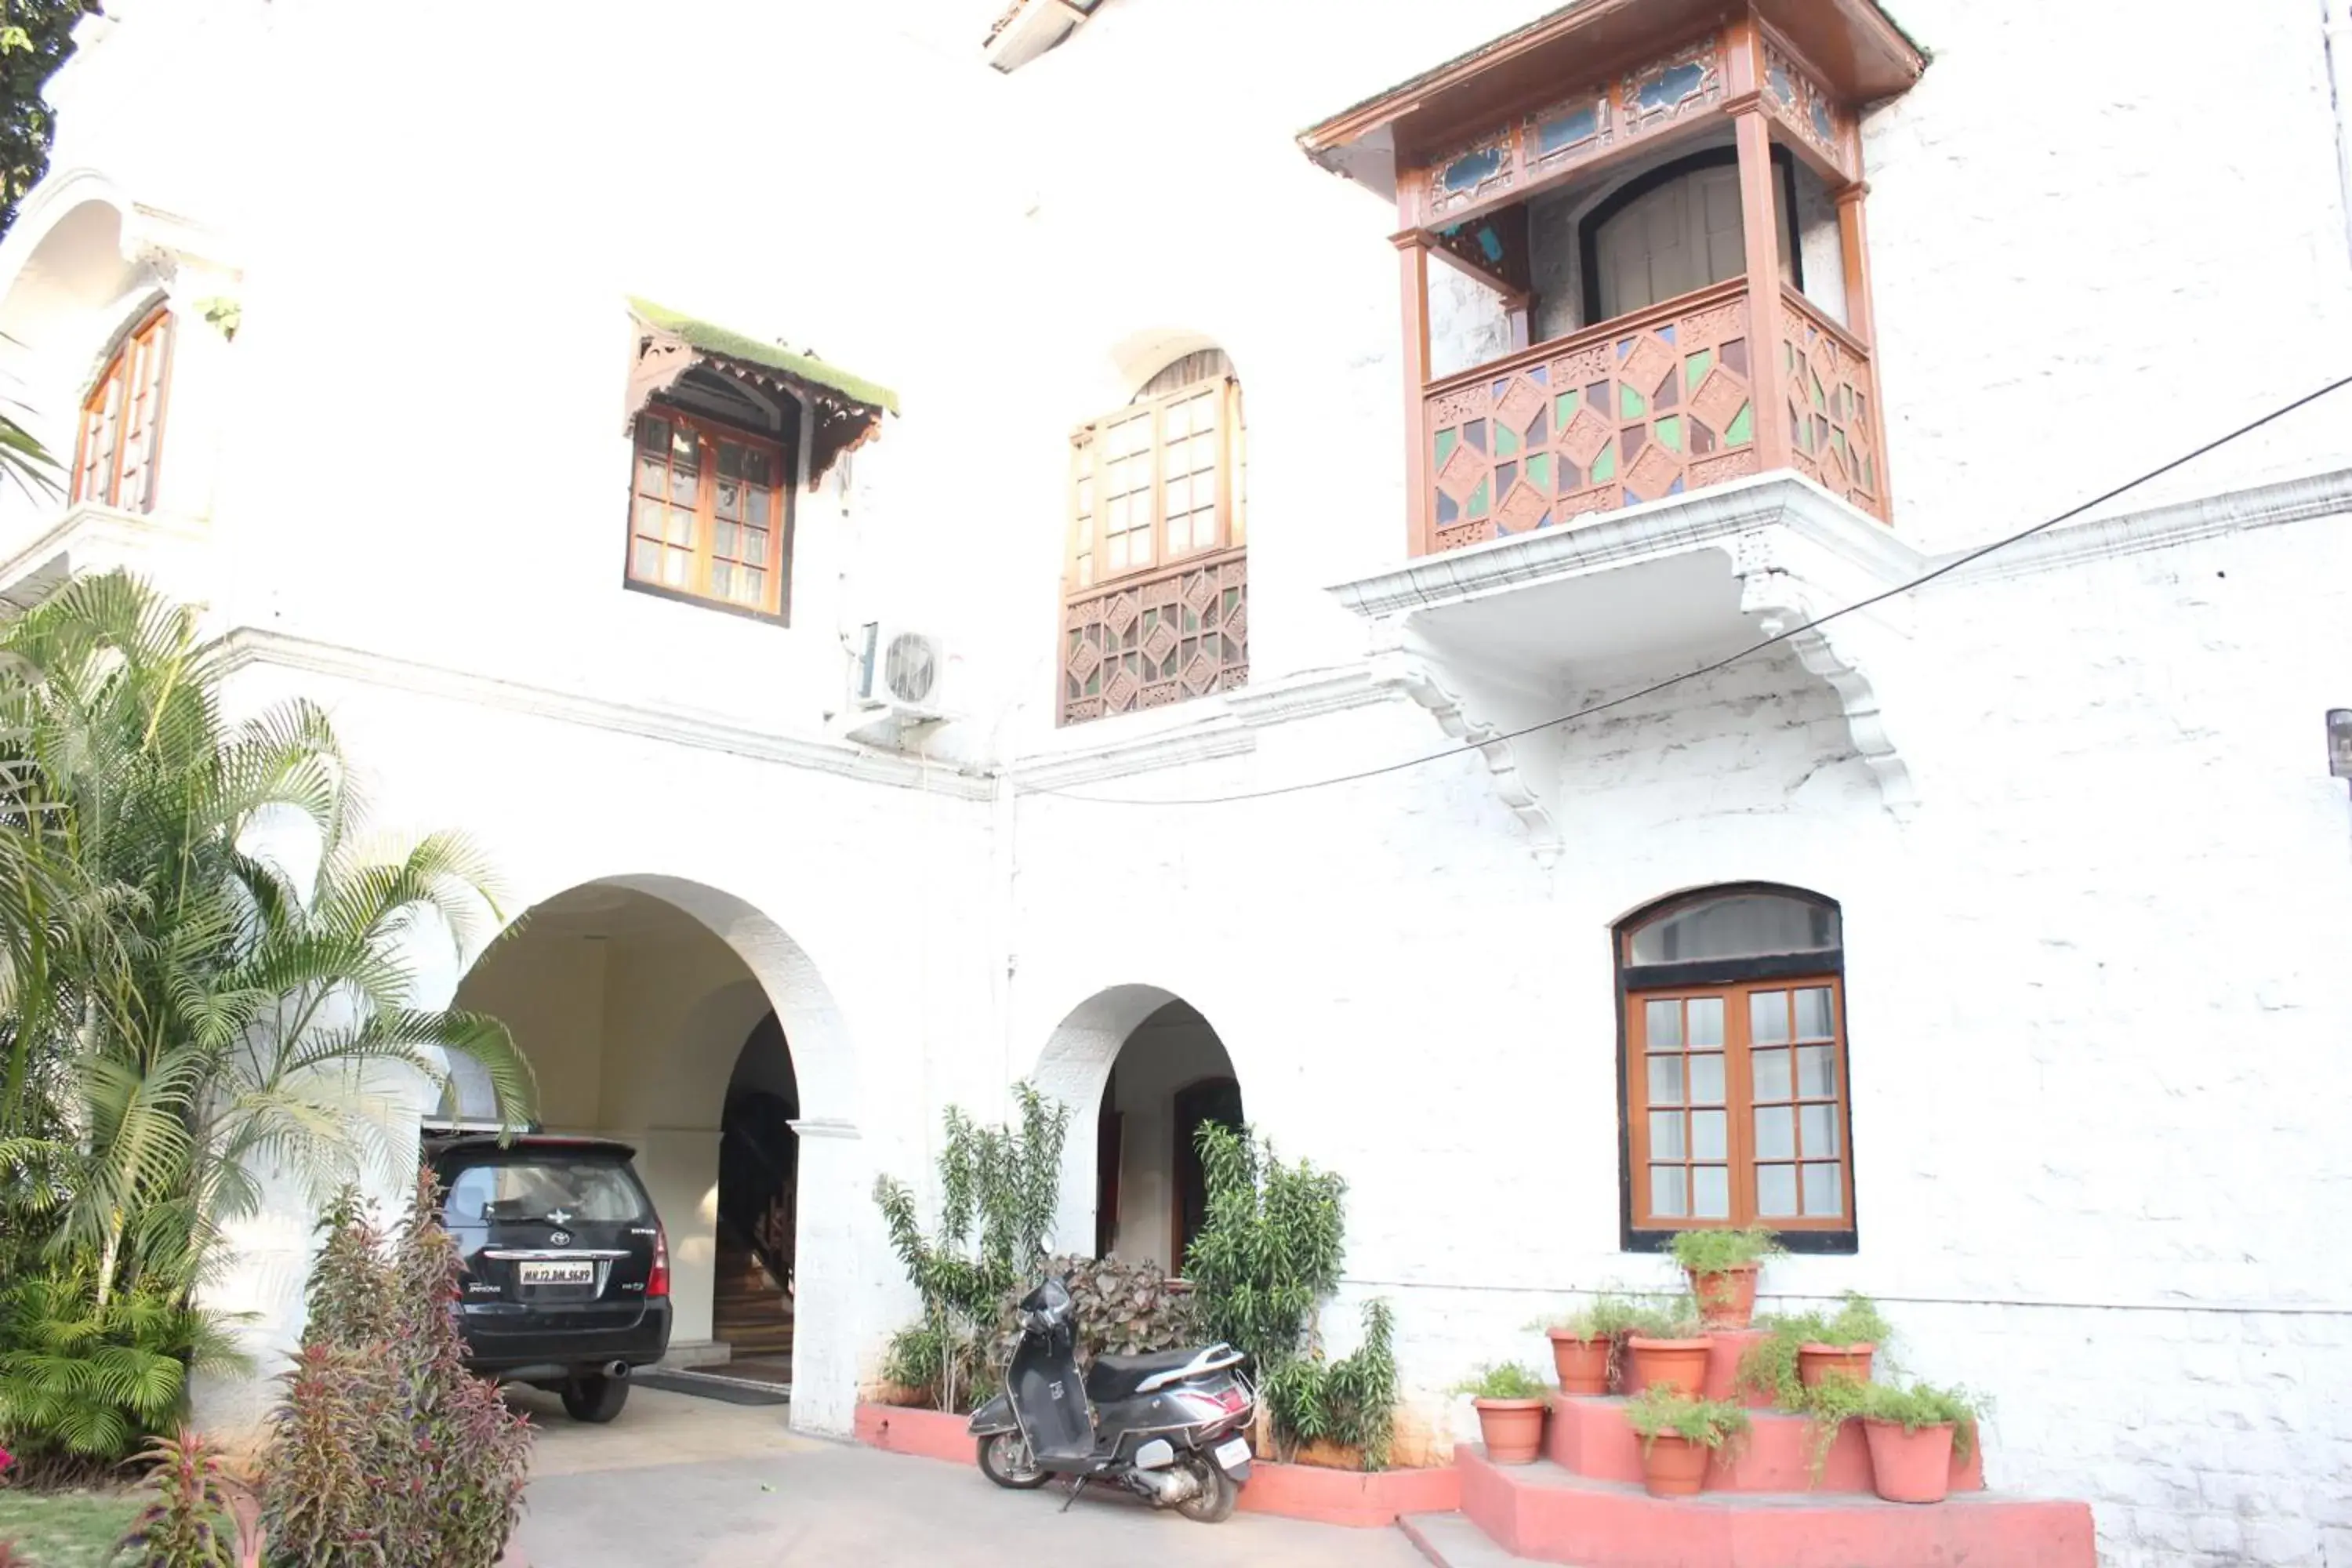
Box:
[853,620,949,723]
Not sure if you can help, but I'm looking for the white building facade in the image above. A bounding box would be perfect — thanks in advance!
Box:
[5,1,2352,1563]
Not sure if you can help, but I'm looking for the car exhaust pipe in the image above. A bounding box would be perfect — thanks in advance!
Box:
[602,1361,631,1381]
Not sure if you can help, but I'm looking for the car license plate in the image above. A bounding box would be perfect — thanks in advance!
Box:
[520,1260,594,1286]
[1214,1436,1251,1472]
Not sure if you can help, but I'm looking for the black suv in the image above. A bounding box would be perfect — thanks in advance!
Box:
[426,1134,673,1422]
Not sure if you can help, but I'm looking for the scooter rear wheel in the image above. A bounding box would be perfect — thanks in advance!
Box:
[977,1431,1051,1490]
[1176,1456,1236,1523]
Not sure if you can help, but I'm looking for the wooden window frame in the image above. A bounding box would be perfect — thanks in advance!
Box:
[1615,884,1857,1254]
[622,400,796,624]
[71,307,175,514]
[1065,373,1245,596]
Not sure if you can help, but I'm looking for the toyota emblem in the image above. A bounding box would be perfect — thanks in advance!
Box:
[549,1231,571,1247]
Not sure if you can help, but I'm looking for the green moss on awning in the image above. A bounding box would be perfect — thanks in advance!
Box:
[627,296,899,416]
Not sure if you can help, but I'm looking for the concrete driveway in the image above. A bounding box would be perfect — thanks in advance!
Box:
[508,1386,1431,1566]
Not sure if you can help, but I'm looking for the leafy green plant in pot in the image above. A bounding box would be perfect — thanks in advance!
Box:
[1624,1386,1750,1497]
[1798,1290,1891,1392]
[1668,1226,1784,1330]
[1453,1363,1551,1465]
[1857,1381,1985,1504]
[1623,1295,1710,1396]
[1539,1293,1644,1396]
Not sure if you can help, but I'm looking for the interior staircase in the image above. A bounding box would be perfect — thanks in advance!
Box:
[711,1224,794,1362]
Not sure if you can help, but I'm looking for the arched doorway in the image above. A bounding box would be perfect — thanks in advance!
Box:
[1036,988,1243,1279]
[445,875,858,1428]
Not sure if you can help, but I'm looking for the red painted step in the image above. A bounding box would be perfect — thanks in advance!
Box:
[1455,1446,2095,1568]
[1544,1392,1984,1495]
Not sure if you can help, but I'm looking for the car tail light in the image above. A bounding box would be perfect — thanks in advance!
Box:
[648,1227,670,1299]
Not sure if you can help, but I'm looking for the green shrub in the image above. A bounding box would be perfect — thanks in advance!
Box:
[1624,1387,1749,1454]
[112,1431,263,1568]
[1735,1294,1893,1411]
[1259,1299,1399,1470]
[1453,1363,1550,1401]
[1668,1225,1784,1275]
[259,1174,532,1568]
[873,1085,1069,1414]
[0,1272,235,1479]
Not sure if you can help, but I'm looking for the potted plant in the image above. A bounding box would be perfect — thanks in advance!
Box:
[1668,1225,1784,1329]
[1735,1292,1893,1411]
[1455,1363,1551,1465]
[1797,1367,1875,1484]
[1798,1291,1891,1391]
[1624,1386,1750,1497]
[1541,1293,1642,1396]
[1858,1381,1984,1504]
[1624,1297,1710,1395]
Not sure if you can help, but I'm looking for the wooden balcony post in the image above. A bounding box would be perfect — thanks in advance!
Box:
[1835,181,1893,517]
[1732,105,1791,474]
[1394,230,1434,557]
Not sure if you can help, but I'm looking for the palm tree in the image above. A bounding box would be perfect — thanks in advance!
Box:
[0,570,535,1305]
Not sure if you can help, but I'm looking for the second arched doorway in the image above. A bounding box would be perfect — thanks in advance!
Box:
[1081,998,1242,1277]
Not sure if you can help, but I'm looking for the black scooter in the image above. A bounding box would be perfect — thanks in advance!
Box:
[968,1276,1258,1522]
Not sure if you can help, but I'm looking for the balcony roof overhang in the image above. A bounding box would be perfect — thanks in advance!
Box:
[1298,0,1926,200]
[625,296,899,487]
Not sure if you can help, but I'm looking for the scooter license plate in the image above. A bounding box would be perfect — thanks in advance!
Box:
[1214,1436,1252,1473]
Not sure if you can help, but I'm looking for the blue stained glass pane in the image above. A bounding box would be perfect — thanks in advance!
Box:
[1811,100,1835,143]
[1437,489,1459,524]
[1535,103,1600,158]
[1637,62,1705,113]
[1441,146,1506,193]
[1465,420,1488,453]
[1659,325,1677,346]
[1668,476,1686,495]
[1768,64,1795,104]
[1624,489,1640,506]
[1477,227,1504,263]
[1530,365,1549,386]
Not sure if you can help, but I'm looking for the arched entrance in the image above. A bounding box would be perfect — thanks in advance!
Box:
[446,875,858,1428]
[1035,986,1243,1279]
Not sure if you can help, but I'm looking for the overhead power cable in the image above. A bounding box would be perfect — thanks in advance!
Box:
[1028,373,2352,808]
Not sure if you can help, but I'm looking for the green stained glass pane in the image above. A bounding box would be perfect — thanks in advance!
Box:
[1657,416,1682,453]
[1592,445,1617,483]
[1686,349,1714,392]
[1528,452,1554,492]
[1831,429,1851,467]
[1496,423,1520,458]
[1468,477,1490,519]
[1726,403,1753,445]
[1862,452,1877,490]
[1555,390,1580,425]
[1619,383,1646,419]
[1790,401,1809,450]
[1811,370,1828,410]
[1435,428,1458,466]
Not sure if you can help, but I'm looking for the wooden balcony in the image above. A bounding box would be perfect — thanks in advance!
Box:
[1061,547,1247,725]
[1415,274,1887,556]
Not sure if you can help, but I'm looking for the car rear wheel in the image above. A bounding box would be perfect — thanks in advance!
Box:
[561,1374,630,1423]
[977,1431,1050,1489]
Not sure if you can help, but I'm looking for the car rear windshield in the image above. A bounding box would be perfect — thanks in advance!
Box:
[443,1160,647,1228]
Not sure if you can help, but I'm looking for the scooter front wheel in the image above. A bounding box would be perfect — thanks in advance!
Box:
[977,1431,1051,1490]
[1176,1456,1237,1523]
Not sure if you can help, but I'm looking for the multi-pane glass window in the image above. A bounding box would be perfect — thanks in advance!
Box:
[1068,357,1243,592]
[73,308,174,512]
[629,408,786,616]
[1619,888,1853,1239]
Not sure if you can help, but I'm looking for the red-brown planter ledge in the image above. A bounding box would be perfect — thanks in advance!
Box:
[855,1403,973,1464]
[855,1404,1461,1526]
[1237,1458,1461,1527]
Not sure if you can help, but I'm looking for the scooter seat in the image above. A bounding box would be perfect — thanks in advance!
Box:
[1086,1348,1210,1404]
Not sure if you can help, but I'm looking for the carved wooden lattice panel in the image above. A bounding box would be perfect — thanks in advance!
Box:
[1761,38,1854,178]
[1423,285,1758,552]
[1062,551,1247,724]
[1780,293,1884,521]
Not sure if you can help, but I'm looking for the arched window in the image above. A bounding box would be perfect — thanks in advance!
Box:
[1060,348,1248,724]
[1578,149,1799,322]
[72,306,174,512]
[1617,884,1853,1248]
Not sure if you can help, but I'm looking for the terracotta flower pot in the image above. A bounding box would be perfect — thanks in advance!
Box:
[1862,1418,1955,1504]
[1639,1432,1711,1497]
[1472,1397,1548,1465]
[1797,1341,1876,1391]
[1546,1330,1613,1396]
[1685,1264,1759,1329]
[1626,1335,1711,1396]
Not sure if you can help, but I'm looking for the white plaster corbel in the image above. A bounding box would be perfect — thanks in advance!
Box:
[1367,614,1566,865]
[1733,534,1918,818]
